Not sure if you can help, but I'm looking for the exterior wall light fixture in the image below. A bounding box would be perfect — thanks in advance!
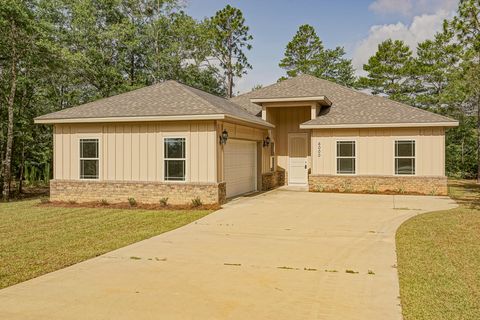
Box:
[220,129,229,145]
[263,136,271,147]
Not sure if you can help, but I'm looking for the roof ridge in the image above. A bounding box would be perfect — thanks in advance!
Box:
[232,75,304,99]
[169,81,224,114]
[177,81,269,118]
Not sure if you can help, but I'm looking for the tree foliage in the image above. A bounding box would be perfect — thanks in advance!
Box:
[209,5,253,98]
[358,39,414,103]
[0,0,251,200]
[279,24,355,87]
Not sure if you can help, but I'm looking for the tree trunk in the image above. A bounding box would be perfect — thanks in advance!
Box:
[2,20,17,201]
[477,95,480,184]
[18,143,25,194]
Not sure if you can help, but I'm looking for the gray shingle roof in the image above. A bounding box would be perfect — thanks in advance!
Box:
[35,81,272,127]
[230,74,458,126]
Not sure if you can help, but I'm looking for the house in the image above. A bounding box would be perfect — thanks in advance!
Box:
[35,75,458,204]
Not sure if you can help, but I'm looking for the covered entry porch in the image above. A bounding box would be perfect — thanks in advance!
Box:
[253,96,332,186]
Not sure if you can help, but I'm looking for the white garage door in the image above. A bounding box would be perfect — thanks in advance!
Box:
[224,140,257,198]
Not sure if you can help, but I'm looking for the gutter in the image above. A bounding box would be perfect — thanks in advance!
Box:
[299,121,459,129]
[34,113,274,129]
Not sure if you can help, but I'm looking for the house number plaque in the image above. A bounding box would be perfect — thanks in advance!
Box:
[317,142,321,157]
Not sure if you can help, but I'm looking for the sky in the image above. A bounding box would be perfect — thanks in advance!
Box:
[184,0,459,94]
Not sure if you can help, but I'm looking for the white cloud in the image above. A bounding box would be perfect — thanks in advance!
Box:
[352,10,453,75]
[369,0,458,17]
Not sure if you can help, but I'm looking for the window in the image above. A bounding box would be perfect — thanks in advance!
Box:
[336,141,356,174]
[395,140,415,175]
[164,137,186,181]
[80,139,99,179]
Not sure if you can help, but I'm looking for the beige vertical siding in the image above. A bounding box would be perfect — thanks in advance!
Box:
[311,127,446,176]
[266,106,311,173]
[54,121,217,183]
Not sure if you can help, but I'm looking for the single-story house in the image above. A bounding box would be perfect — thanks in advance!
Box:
[35,74,458,204]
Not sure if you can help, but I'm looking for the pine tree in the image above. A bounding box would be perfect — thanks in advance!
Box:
[279,24,355,86]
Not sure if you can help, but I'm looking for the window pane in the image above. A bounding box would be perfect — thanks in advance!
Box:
[80,139,98,158]
[165,138,185,159]
[337,141,355,157]
[396,158,415,175]
[165,160,185,181]
[337,158,355,174]
[396,141,415,157]
[80,159,99,179]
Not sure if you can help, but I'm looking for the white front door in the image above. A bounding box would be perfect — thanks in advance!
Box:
[288,133,308,185]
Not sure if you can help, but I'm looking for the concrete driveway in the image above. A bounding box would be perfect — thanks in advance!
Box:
[0,189,456,320]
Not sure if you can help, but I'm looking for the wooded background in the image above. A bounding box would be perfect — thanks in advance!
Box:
[1,0,479,200]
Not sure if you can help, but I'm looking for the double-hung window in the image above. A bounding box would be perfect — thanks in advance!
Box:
[395,140,415,175]
[80,139,99,179]
[164,137,186,181]
[336,141,356,174]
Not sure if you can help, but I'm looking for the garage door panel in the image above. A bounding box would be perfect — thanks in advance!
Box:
[224,140,257,198]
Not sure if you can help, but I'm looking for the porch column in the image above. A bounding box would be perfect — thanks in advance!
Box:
[311,103,317,120]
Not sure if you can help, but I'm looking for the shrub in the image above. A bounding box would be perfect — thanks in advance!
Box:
[313,184,324,192]
[40,198,50,204]
[68,200,77,205]
[368,181,378,194]
[128,197,137,207]
[341,180,353,193]
[159,197,169,207]
[100,199,109,206]
[191,197,202,207]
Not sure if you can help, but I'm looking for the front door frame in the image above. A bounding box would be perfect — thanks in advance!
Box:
[287,132,308,186]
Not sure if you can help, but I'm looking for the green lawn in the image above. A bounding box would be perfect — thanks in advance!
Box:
[0,199,212,289]
[396,180,480,320]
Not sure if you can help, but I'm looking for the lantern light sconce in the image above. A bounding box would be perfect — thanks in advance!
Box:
[263,136,271,147]
[219,129,229,145]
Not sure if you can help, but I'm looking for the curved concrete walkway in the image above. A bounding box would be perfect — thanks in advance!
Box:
[0,190,456,320]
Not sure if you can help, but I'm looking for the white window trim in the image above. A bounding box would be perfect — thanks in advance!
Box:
[79,137,100,180]
[163,136,187,182]
[394,139,416,176]
[335,139,357,175]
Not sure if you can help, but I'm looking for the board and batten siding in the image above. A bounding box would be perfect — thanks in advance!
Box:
[266,106,312,173]
[311,127,446,176]
[53,121,217,183]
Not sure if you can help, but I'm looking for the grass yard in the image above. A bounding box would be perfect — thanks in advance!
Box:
[0,199,212,289]
[396,180,480,320]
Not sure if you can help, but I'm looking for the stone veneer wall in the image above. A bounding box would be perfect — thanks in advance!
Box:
[50,180,227,205]
[261,171,286,191]
[309,175,448,196]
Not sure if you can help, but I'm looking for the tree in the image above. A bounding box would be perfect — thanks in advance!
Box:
[358,39,414,103]
[1,1,30,200]
[450,0,480,181]
[209,5,253,98]
[279,25,323,77]
[279,24,355,86]
[413,27,462,109]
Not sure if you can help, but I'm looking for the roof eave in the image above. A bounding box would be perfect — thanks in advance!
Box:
[224,114,274,129]
[34,114,226,124]
[250,96,332,106]
[299,121,459,129]
[34,113,274,129]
